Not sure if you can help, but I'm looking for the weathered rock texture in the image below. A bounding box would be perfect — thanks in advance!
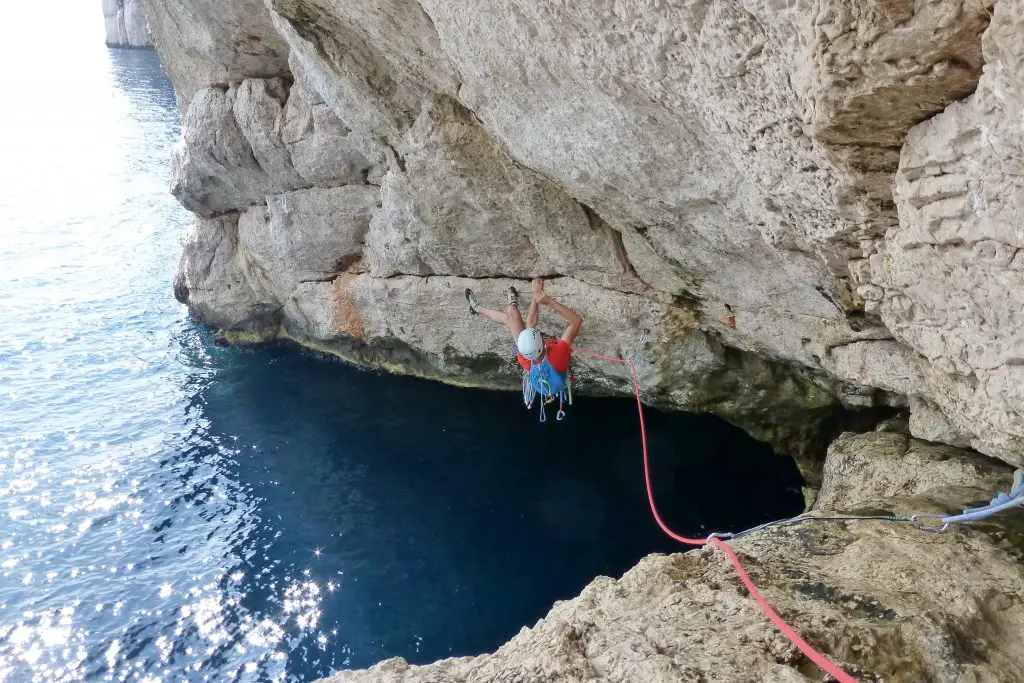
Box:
[144,2,1024,679]
[102,0,151,48]
[866,0,1024,461]
[150,0,1024,468]
[319,426,1024,682]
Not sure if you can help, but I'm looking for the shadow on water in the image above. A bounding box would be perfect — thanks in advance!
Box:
[173,327,804,677]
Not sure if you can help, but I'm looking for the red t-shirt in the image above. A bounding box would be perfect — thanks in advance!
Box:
[517,338,572,373]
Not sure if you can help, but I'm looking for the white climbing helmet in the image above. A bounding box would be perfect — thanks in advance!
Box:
[517,328,544,361]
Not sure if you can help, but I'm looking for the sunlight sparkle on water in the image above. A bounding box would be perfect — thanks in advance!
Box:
[0,6,807,677]
[0,16,342,677]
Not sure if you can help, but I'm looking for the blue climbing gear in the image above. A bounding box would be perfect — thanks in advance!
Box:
[523,327,648,424]
[522,356,572,424]
[911,469,1024,532]
[529,359,567,396]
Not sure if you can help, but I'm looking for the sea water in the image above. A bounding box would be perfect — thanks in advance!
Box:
[0,5,803,681]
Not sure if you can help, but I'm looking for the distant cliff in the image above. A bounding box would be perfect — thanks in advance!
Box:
[103,0,150,48]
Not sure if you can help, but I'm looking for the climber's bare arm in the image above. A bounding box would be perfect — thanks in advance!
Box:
[527,286,542,329]
[550,297,582,345]
[531,278,582,345]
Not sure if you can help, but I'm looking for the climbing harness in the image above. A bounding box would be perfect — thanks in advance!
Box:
[522,338,573,424]
[524,364,571,423]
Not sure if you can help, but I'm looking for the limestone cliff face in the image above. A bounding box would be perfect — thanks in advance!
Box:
[143,3,1024,679]
[148,0,1023,468]
[103,0,151,48]
[322,424,1024,682]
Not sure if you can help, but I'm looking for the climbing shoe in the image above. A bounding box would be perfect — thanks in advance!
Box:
[506,286,519,308]
[465,288,480,315]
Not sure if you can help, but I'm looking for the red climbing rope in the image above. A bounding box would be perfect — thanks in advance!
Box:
[575,347,857,683]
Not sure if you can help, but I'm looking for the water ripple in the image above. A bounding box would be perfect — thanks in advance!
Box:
[0,5,804,682]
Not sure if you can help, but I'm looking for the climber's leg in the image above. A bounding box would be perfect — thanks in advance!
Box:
[506,300,526,340]
[467,287,524,340]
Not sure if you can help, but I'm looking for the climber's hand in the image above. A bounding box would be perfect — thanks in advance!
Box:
[532,278,549,303]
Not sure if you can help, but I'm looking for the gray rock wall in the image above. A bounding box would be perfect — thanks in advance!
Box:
[137,1,1024,679]
[103,0,151,48]
[867,0,1024,460]
[147,0,1024,470]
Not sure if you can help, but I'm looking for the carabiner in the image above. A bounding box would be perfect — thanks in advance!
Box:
[630,328,651,362]
[910,513,950,533]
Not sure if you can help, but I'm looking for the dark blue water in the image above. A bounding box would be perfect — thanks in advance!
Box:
[194,342,806,669]
[0,8,803,682]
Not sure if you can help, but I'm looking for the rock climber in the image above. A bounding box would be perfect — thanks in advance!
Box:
[465,278,582,417]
